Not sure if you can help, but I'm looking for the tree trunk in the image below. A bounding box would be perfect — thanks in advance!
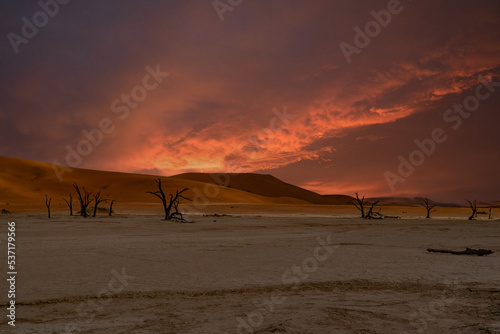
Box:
[45,195,52,219]
[466,200,477,220]
[163,197,169,220]
[92,190,107,218]
[63,194,73,216]
[109,200,115,216]
[427,248,493,256]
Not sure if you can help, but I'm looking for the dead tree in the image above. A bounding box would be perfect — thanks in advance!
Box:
[170,190,191,221]
[63,193,73,216]
[73,183,93,218]
[365,201,383,219]
[147,178,191,221]
[45,194,52,218]
[350,192,368,218]
[170,188,192,222]
[92,190,108,217]
[421,197,436,219]
[109,199,116,216]
[466,199,477,220]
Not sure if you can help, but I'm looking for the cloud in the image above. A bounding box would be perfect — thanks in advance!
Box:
[1,0,500,200]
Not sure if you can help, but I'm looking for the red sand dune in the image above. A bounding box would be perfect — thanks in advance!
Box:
[0,156,353,212]
[173,172,353,205]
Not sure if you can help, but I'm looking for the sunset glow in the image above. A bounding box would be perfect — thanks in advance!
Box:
[1,0,500,201]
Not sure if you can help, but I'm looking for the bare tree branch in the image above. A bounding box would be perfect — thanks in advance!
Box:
[366,201,383,219]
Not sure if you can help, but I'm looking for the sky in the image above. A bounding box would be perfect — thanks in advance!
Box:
[1,0,499,202]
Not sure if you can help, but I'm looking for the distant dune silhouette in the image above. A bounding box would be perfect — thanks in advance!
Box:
[173,172,354,205]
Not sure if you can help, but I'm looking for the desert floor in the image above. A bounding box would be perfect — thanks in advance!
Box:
[0,210,499,333]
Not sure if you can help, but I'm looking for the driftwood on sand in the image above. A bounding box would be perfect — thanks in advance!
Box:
[427,248,494,256]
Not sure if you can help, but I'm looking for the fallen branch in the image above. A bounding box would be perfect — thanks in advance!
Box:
[365,201,382,219]
[427,248,494,256]
[169,212,193,223]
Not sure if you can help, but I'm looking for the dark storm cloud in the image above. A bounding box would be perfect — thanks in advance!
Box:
[1,0,499,200]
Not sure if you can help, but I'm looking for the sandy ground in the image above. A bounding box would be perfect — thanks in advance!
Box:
[0,212,499,333]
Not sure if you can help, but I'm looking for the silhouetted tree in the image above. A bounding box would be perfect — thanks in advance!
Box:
[466,199,477,220]
[147,178,191,221]
[92,190,108,217]
[63,193,73,216]
[421,197,436,219]
[45,194,52,218]
[73,183,93,218]
[350,192,368,218]
[109,199,116,216]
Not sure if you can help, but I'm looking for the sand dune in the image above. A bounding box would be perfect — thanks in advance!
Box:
[1,156,497,220]
[0,156,336,213]
[174,172,354,205]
